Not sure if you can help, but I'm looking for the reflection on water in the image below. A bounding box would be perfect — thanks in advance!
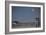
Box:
[12,17,40,28]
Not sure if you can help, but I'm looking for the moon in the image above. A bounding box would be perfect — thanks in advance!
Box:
[32,9,35,12]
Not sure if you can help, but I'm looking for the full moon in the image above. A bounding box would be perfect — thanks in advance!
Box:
[32,9,35,12]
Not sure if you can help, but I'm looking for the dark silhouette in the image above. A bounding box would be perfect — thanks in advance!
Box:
[35,17,40,27]
[12,21,19,28]
[12,21,19,23]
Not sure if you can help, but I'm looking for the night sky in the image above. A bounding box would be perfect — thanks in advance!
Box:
[12,6,40,23]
